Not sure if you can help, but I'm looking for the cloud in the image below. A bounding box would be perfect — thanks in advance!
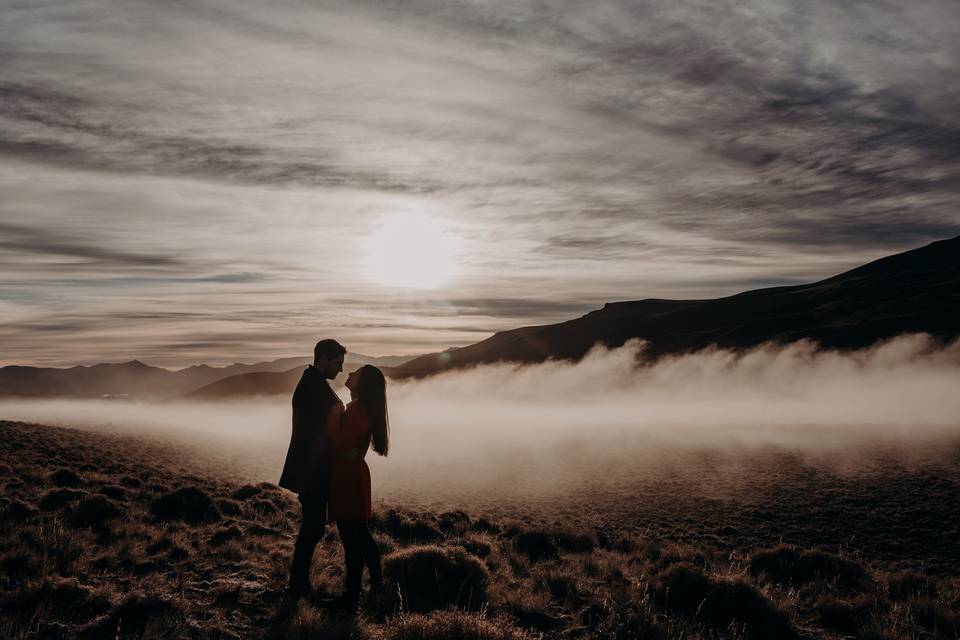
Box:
[1,0,959,364]
[1,335,958,507]
[0,223,183,268]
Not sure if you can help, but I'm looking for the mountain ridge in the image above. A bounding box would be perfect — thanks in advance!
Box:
[394,236,960,378]
[0,354,411,400]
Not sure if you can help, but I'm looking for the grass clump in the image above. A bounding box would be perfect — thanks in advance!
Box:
[232,484,262,500]
[513,531,558,562]
[97,484,127,501]
[887,570,938,601]
[49,468,82,487]
[748,545,874,593]
[815,594,879,635]
[69,495,124,528]
[385,610,535,640]
[0,497,36,521]
[5,577,111,627]
[82,592,187,639]
[384,545,489,612]
[38,488,86,511]
[374,510,445,543]
[284,601,371,640]
[149,486,221,525]
[209,525,242,547]
[652,562,798,639]
[907,599,960,638]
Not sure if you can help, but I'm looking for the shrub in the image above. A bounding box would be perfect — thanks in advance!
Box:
[704,580,798,639]
[232,484,262,500]
[383,545,489,612]
[150,487,221,525]
[651,563,712,613]
[209,525,242,547]
[246,497,281,517]
[908,599,960,638]
[459,536,493,558]
[887,570,938,601]
[596,531,637,553]
[49,468,82,487]
[69,496,124,528]
[816,594,877,635]
[374,510,445,543]
[120,476,141,488]
[438,510,472,535]
[0,550,40,585]
[38,488,86,511]
[97,485,127,501]
[216,498,243,517]
[652,563,797,639]
[471,517,500,534]
[0,497,36,520]
[285,602,371,640]
[795,550,874,592]
[83,592,186,639]
[748,545,873,593]
[554,530,595,554]
[6,577,111,624]
[247,523,282,538]
[537,569,586,605]
[513,531,558,562]
[385,610,535,640]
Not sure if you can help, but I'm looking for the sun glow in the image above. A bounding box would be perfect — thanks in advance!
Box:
[364,213,462,289]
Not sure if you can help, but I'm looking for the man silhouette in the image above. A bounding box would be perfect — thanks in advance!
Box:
[280,339,346,596]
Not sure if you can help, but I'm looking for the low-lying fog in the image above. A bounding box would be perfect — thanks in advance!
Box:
[3,334,959,507]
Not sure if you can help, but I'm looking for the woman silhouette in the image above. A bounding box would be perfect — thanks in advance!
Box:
[327,364,389,612]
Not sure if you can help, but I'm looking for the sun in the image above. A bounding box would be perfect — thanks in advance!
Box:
[364,214,462,289]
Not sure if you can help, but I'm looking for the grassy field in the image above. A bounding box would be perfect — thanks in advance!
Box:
[2,419,959,639]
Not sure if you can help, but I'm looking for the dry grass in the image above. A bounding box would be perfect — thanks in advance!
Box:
[2,419,959,639]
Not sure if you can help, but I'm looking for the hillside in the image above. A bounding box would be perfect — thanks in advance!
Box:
[396,236,960,378]
[181,356,401,401]
[0,354,412,400]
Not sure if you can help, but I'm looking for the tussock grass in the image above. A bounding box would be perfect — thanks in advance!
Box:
[652,562,798,638]
[383,545,489,612]
[2,419,960,639]
[384,610,534,640]
[748,544,874,593]
[150,486,221,525]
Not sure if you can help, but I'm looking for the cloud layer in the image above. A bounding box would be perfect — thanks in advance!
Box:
[2,0,959,364]
[1,334,958,509]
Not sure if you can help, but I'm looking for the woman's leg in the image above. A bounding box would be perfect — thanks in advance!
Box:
[336,520,364,605]
[358,521,382,590]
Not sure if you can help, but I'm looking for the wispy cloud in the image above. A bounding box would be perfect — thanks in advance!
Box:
[1,0,958,365]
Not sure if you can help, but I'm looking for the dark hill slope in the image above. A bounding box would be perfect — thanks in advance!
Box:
[396,236,960,378]
[180,355,403,400]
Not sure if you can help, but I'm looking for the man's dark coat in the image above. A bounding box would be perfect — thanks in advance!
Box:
[278,366,340,497]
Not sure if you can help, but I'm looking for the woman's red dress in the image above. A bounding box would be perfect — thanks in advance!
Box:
[328,401,372,521]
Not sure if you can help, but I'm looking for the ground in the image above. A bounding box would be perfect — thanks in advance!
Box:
[1,419,959,639]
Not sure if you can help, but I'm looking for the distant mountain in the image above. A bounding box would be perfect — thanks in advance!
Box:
[179,353,401,401]
[395,236,960,378]
[0,360,224,400]
[0,353,413,400]
[180,367,306,401]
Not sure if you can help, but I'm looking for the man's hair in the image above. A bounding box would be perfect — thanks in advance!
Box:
[314,339,346,363]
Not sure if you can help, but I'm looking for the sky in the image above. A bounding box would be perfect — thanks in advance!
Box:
[2,0,959,367]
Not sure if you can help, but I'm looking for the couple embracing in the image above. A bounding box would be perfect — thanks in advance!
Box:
[278,339,389,612]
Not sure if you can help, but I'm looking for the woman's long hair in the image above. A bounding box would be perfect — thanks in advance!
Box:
[357,365,389,456]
